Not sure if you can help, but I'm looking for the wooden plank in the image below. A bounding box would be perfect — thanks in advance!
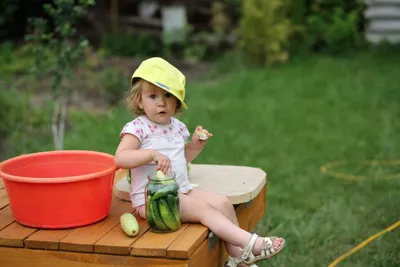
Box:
[94,216,149,255]
[248,185,267,231]
[220,244,229,267]
[188,238,222,267]
[0,206,14,231]
[236,204,251,232]
[0,179,8,210]
[0,246,189,267]
[0,193,8,210]
[131,224,189,257]
[167,223,208,259]
[236,185,266,232]
[59,198,133,253]
[25,229,75,250]
[0,222,37,247]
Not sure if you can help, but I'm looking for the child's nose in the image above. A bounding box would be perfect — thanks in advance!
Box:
[158,96,166,106]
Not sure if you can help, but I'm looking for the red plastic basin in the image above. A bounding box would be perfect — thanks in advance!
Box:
[0,150,119,229]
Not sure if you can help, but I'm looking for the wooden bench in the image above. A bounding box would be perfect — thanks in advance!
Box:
[0,164,267,267]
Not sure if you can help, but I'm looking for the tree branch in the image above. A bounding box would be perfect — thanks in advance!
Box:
[52,99,61,150]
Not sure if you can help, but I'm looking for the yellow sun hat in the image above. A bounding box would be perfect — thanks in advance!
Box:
[130,57,188,109]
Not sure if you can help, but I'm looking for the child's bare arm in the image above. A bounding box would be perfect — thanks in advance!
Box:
[185,126,212,162]
[115,134,171,174]
[115,134,154,169]
[185,143,203,162]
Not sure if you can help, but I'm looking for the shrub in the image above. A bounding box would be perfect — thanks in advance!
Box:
[0,88,25,139]
[238,0,293,65]
[100,32,161,58]
[99,69,129,106]
[0,85,49,158]
[304,0,366,54]
[0,42,34,75]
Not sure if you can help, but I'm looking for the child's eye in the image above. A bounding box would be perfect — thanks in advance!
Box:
[149,94,156,99]
[165,93,172,98]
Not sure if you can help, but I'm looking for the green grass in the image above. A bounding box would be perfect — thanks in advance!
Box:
[7,52,400,266]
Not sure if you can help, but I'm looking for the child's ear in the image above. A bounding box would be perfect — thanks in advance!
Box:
[138,97,143,109]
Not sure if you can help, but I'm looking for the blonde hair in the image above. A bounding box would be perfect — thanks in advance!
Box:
[124,78,184,116]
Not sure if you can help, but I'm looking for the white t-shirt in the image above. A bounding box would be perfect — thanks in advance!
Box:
[120,115,194,208]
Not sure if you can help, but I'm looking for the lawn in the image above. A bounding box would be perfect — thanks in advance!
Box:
[7,51,400,266]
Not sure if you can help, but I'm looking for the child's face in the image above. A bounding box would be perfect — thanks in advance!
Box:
[138,81,178,125]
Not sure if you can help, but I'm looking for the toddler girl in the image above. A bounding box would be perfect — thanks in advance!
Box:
[115,57,285,267]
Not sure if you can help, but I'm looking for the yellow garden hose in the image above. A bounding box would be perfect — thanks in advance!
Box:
[327,220,400,267]
[320,160,400,266]
[320,159,400,181]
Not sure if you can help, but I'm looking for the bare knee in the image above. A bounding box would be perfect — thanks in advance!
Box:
[179,194,213,223]
[213,195,233,214]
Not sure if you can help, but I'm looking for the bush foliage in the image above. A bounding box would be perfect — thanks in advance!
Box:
[238,0,293,65]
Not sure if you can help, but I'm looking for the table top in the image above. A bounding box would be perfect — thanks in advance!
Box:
[0,164,267,259]
[116,164,267,205]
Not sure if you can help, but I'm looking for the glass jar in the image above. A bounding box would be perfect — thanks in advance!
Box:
[145,172,181,233]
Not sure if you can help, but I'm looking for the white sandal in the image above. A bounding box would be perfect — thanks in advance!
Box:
[223,256,258,267]
[223,233,285,267]
[240,233,285,265]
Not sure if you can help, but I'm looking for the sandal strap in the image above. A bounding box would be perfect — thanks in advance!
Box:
[260,237,277,257]
[224,255,243,267]
[241,233,259,260]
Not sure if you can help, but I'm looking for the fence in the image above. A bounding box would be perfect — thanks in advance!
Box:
[365,0,400,43]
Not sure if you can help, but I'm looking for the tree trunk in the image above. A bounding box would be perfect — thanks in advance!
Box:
[52,99,61,150]
[52,96,68,151]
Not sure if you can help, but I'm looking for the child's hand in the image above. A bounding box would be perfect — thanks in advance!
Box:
[152,152,171,175]
[191,126,213,148]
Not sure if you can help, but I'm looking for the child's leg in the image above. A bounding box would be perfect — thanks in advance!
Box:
[186,188,241,257]
[179,193,284,258]
[135,198,246,247]
[187,188,238,225]
[133,204,146,219]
